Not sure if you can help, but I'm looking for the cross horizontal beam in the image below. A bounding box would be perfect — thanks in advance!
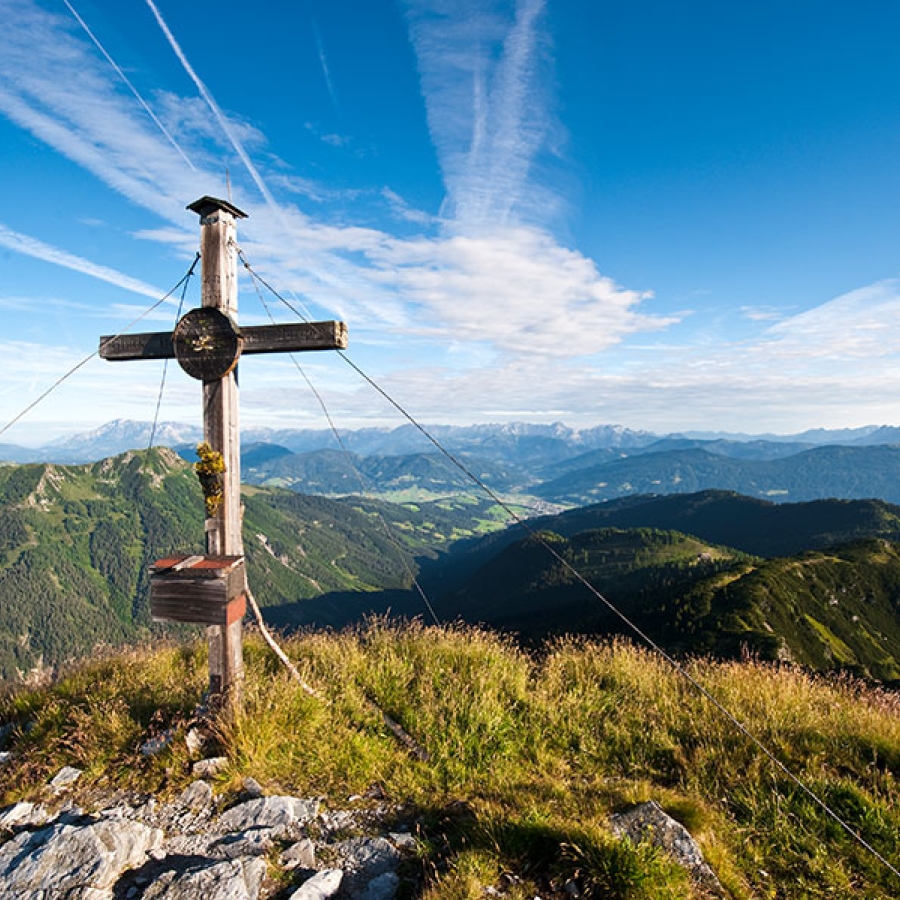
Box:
[99,320,348,362]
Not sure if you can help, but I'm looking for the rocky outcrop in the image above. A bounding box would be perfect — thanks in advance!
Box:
[0,813,162,899]
[0,763,727,899]
[609,800,726,897]
[0,767,415,900]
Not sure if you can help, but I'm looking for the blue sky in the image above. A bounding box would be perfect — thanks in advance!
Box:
[3,0,900,444]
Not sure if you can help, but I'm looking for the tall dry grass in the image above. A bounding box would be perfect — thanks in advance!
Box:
[1,622,898,898]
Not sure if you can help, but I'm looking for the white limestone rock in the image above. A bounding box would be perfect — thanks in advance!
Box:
[185,727,207,757]
[141,856,267,900]
[174,779,215,815]
[193,756,229,778]
[241,776,264,798]
[216,795,319,836]
[0,800,50,830]
[281,836,317,870]
[49,765,82,793]
[0,816,162,900]
[289,868,344,900]
[609,800,725,897]
[335,836,401,877]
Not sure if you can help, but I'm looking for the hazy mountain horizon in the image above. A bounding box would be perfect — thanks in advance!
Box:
[3,417,898,465]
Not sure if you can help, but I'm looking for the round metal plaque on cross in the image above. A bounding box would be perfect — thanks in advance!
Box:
[172,307,243,380]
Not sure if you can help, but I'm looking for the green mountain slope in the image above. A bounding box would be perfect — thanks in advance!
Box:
[535,490,900,557]
[0,450,199,680]
[0,450,500,680]
[689,539,900,681]
[441,527,747,638]
[8,447,900,687]
[424,490,900,599]
[440,525,900,682]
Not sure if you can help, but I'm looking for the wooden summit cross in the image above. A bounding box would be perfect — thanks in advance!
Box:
[99,196,348,709]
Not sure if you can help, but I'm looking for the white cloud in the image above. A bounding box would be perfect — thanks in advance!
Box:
[740,305,784,322]
[312,19,340,115]
[271,174,364,205]
[381,188,437,225]
[761,280,900,360]
[18,0,891,438]
[0,0,667,368]
[304,122,353,149]
[143,0,277,209]
[62,0,196,171]
[367,227,675,357]
[0,0,199,220]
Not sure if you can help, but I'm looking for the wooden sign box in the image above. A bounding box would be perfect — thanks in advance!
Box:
[150,555,247,627]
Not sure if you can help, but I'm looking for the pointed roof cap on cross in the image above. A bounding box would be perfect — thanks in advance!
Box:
[187,195,248,220]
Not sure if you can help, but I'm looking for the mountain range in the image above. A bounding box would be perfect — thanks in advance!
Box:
[9,419,900,508]
[434,526,900,682]
[6,418,900,464]
[6,422,900,684]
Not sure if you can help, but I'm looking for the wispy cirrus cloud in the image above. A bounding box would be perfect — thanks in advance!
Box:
[143,0,278,210]
[402,0,560,231]
[0,0,687,433]
[0,0,666,365]
[0,0,199,221]
[312,292,900,435]
[761,280,900,359]
[0,224,163,298]
[312,19,340,116]
[381,188,437,226]
[386,0,668,358]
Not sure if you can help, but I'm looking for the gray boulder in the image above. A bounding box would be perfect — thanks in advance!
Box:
[609,800,725,896]
[289,868,344,900]
[50,765,83,794]
[334,836,403,900]
[0,800,51,830]
[217,795,319,836]
[281,836,317,870]
[141,856,267,900]
[0,815,162,900]
[334,835,401,877]
[361,870,400,900]
[0,777,411,900]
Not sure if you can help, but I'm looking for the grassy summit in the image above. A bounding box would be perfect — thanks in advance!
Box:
[1,623,898,898]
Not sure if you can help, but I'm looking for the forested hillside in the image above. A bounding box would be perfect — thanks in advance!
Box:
[6,446,900,686]
[442,526,745,638]
[0,449,500,679]
[439,527,900,683]
[242,446,529,499]
[425,489,900,595]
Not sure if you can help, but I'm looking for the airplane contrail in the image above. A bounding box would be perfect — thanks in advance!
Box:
[143,0,277,209]
[63,0,196,172]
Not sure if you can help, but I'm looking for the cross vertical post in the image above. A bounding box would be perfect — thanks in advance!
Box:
[99,195,348,718]
[189,196,246,711]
